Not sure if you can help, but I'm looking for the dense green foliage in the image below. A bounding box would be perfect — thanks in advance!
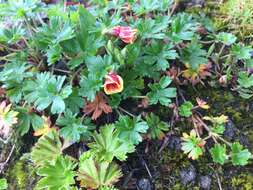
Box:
[0,0,252,189]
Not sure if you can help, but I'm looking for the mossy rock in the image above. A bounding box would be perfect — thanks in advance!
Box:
[5,156,38,190]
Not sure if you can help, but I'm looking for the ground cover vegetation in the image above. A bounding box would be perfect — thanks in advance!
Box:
[0,0,252,189]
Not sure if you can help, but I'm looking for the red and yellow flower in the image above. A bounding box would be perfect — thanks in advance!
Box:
[105,26,138,44]
[104,72,123,95]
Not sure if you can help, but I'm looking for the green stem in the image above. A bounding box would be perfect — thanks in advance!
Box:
[131,95,147,99]
[118,107,136,117]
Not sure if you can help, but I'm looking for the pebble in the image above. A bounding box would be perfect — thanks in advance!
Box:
[168,135,182,151]
[136,178,155,190]
[224,119,236,140]
[199,175,212,190]
[180,165,197,186]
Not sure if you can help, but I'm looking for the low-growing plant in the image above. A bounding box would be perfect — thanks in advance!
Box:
[0,0,252,189]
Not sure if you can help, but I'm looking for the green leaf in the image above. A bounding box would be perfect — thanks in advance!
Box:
[168,13,198,43]
[132,0,172,15]
[237,71,253,88]
[0,178,7,190]
[144,40,178,71]
[79,74,102,101]
[0,61,33,103]
[181,41,208,70]
[57,110,94,142]
[115,115,149,145]
[85,55,113,80]
[51,96,66,114]
[31,129,62,166]
[210,144,228,165]
[46,44,62,65]
[230,142,252,166]
[36,156,76,190]
[178,101,193,117]
[136,16,169,39]
[147,76,176,106]
[77,6,96,50]
[231,44,253,60]
[216,32,237,46]
[65,88,84,114]
[145,113,169,139]
[77,151,122,189]
[24,72,72,114]
[16,107,43,136]
[89,125,135,162]
[211,124,225,135]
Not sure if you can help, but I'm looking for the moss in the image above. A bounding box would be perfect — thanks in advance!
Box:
[231,174,253,190]
[5,156,38,190]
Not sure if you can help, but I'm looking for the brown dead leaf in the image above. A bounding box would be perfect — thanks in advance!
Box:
[84,93,112,120]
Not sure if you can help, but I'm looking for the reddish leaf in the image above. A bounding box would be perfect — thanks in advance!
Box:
[84,93,112,120]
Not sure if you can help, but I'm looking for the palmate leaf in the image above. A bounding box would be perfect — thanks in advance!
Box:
[16,106,43,136]
[178,101,193,117]
[88,125,135,162]
[115,115,148,145]
[181,130,204,160]
[24,72,72,114]
[0,178,7,190]
[147,76,176,106]
[145,113,169,140]
[231,44,253,60]
[237,71,253,88]
[64,88,84,114]
[180,41,208,70]
[216,32,237,46]
[79,74,102,101]
[77,152,122,189]
[132,0,172,15]
[36,155,77,190]
[144,40,178,71]
[84,93,112,120]
[31,129,62,166]
[230,142,252,166]
[57,110,95,142]
[136,16,169,39]
[0,61,33,103]
[210,144,228,165]
[168,13,198,43]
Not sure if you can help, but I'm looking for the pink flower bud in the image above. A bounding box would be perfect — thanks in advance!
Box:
[110,26,138,44]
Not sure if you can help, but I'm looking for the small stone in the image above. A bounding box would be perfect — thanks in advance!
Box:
[180,165,197,186]
[199,175,212,190]
[224,119,236,140]
[136,178,155,190]
[185,0,205,7]
[168,135,182,151]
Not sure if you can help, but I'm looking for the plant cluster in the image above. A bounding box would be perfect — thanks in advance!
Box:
[0,0,252,189]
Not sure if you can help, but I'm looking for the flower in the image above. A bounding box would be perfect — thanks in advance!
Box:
[104,72,123,95]
[106,26,138,44]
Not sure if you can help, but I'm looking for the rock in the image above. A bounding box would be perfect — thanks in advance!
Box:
[224,119,236,140]
[199,175,212,190]
[168,135,182,151]
[136,178,155,190]
[180,165,197,186]
[239,134,250,147]
[184,0,205,7]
